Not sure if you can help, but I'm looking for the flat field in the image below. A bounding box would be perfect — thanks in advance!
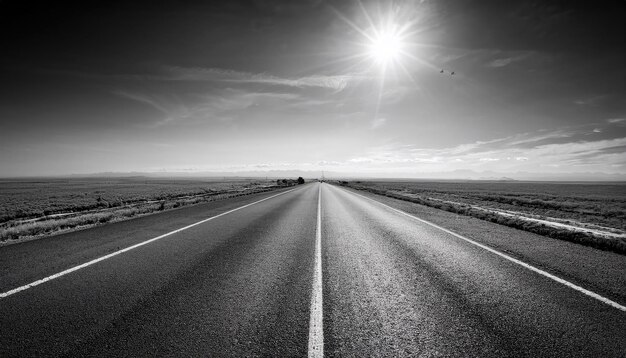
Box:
[340,180,626,253]
[0,177,281,242]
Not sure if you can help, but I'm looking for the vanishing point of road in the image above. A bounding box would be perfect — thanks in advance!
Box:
[1,183,625,357]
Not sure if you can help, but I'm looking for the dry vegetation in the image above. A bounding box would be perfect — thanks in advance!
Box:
[338,180,626,254]
[0,177,287,243]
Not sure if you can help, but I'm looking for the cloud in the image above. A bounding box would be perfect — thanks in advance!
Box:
[505,130,573,148]
[348,157,374,164]
[339,124,626,174]
[484,51,533,68]
[159,66,352,92]
[44,66,358,94]
[112,91,172,114]
[111,68,357,127]
[114,88,303,125]
[317,160,342,166]
[112,90,194,125]
[487,58,515,68]
[573,95,606,106]
[111,65,366,126]
[337,122,626,173]
[465,49,528,68]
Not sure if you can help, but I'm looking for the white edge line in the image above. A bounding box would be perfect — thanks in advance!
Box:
[308,183,324,357]
[0,186,302,299]
[341,186,626,312]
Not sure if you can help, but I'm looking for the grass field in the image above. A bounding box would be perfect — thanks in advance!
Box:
[338,180,626,254]
[0,177,286,242]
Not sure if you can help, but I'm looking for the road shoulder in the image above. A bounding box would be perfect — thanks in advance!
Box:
[336,184,626,305]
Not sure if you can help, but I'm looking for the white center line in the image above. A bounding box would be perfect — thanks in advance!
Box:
[0,187,301,300]
[344,186,626,312]
[308,183,324,358]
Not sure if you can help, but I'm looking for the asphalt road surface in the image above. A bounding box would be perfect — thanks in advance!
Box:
[1,183,624,357]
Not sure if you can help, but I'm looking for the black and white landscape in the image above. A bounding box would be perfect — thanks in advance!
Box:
[1,1,625,357]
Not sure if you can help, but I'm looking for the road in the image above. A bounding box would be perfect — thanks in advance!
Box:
[1,183,625,357]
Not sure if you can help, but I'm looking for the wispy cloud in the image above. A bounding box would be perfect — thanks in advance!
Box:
[30,66,352,93]
[429,48,539,69]
[507,130,572,147]
[112,90,198,125]
[486,58,515,68]
[339,121,626,173]
[111,65,360,126]
[112,91,173,115]
[574,95,607,106]
[159,66,353,92]
[114,88,303,126]
[485,52,533,68]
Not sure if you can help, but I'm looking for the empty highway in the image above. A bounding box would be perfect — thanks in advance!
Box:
[1,183,625,357]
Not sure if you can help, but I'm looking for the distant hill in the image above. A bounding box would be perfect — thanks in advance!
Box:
[7,169,622,182]
[477,176,518,181]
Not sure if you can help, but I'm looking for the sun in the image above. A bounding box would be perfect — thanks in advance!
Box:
[368,29,403,65]
[328,4,424,75]
[327,2,436,124]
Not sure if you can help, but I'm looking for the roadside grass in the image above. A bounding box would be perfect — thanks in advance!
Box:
[0,178,266,223]
[338,181,626,255]
[0,178,290,243]
[347,180,626,230]
[1,212,117,241]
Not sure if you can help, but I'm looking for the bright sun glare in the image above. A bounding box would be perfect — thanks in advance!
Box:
[368,30,403,65]
[330,4,424,75]
[330,3,432,121]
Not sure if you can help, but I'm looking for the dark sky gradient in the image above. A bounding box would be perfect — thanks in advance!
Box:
[1,0,624,178]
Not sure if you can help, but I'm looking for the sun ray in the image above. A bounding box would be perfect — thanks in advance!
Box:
[368,30,403,65]
[373,65,386,121]
[400,50,439,71]
[396,60,417,85]
[318,2,447,122]
[328,6,375,43]
[357,0,377,38]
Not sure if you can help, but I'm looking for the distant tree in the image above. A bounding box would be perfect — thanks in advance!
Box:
[297,177,305,185]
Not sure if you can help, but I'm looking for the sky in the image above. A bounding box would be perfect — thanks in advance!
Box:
[1,0,625,179]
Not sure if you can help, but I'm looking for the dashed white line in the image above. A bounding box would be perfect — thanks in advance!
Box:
[343,186,626,312]
[308,183,324,358]
[0,187,301,300]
